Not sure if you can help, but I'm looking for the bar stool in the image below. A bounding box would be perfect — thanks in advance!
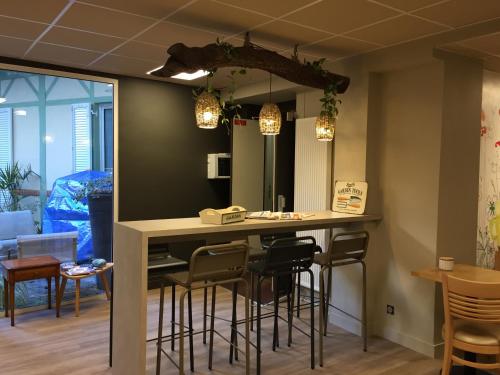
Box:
[248,236,317,375]
[156,242,251,375]
[315,230,369,367]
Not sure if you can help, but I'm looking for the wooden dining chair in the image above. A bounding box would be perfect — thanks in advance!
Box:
[441,274,500,374]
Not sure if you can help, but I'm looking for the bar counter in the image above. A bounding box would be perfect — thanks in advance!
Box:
[112,211,381,375]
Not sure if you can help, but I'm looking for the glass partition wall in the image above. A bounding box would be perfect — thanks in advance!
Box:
[0,67,116,309]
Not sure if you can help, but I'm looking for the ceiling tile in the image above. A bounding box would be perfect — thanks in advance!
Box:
[460,32,500,56]
[371,0,443,12]
[168,0,273,36]
[284,0,399,34]
[346,15,447,46]
[41,26,125,52]
[135,21,222,47]
[0,36,33,58]
[249,20,331,50]
[77,0,189,19]
[0,16,47,40]
[114,41,167,62]
[301,36,379,60]
[91,54,160,76]
[26,43,102,66]
[413,0,500,28]
[214,0,316,17]
[57,2,155,38]
[0,0,68,23]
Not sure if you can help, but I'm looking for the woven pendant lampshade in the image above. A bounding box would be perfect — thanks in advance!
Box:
[195,91,221,129]
[315,113,335,141]
[259,103,282,135]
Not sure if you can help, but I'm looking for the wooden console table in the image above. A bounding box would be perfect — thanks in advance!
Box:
[112,211,381,374]
[1,255,61,326]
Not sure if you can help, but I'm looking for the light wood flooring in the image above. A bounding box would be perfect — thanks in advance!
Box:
[0,287,441,375]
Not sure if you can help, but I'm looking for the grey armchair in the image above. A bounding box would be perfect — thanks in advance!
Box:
[0,210,37,260]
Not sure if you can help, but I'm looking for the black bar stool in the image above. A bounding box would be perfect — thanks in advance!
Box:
[315,230,369,367]
[248,236,317,375]
[156,242,251,375]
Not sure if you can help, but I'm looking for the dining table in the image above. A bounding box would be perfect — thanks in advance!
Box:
[412,264,500,375]
[111,210,381,375]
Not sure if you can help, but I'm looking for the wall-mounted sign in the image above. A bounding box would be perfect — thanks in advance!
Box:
[332,181,368,215]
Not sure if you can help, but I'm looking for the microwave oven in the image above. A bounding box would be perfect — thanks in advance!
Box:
[207,153,231,179]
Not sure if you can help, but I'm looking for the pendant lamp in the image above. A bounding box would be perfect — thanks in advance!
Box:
[315,113,335,141]
[259,74,281,135]
[195,75,221,129]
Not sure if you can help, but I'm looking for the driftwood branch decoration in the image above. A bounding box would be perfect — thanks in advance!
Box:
[151,42,350,93]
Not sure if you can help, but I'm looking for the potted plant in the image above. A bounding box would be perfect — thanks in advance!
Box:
[76,175,113,289]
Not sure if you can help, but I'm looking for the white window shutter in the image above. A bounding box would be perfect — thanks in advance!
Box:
[72,103,91,172]
[0,107,12,169]
[0,107,12,209]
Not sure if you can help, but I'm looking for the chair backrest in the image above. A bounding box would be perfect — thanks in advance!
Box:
[327,230,369,262]
[264,236,316,272]
[442,274,500,325]
[188,242,249,283]
[0,210,36,240]
[17,232,78,263]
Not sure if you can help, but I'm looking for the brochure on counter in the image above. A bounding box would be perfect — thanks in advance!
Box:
[246,211,315,220]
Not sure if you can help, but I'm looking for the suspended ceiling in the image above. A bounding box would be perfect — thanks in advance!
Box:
[0,0,499,87]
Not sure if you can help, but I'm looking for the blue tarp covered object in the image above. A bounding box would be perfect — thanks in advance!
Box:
[43,171,111,262]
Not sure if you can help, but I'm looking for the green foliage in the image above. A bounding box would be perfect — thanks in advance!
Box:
[216,37,237,59]
[74,175,113,202]
[0,162,33,212]
[320,83,342,120]
[303,58,342,119]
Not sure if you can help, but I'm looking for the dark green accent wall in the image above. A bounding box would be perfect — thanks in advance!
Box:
[118,77,230,221]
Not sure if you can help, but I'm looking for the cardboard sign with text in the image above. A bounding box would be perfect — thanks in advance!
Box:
[332,181,368,214]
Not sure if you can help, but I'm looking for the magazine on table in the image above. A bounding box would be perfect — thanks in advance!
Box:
[246,211,315,220]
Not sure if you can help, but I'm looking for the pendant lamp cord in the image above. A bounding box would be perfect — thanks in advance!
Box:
[269,73,272,103]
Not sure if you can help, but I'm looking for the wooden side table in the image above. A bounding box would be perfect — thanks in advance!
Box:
[59,263,113,317]
[1,255,61,326]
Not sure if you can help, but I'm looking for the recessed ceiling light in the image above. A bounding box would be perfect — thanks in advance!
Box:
[0,97,6,104]
[14,109,27,116]
[171,70,209,81]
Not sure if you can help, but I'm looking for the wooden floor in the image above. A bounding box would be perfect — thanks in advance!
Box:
[0,287,441,375]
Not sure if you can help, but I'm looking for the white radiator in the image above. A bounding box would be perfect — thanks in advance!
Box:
[294,118,332,291]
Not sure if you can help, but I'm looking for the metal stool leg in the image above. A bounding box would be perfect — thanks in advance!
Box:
[256,276,263,375]
[250,272,255,332]
[296,273,301,318]
[324,265,332,336]
[230,282,238,363]
[171,284,176,351]
[203,281,208,344]
[272,274,279,351]
[188,291,194,372]
[179,290,187,375]
[243,280,250,375]
[155,283,165,375]
[208,285,216,370]
[287,287,292,347]
[308,269,315,370]
[319,267,325,367]
[362,261,367,352]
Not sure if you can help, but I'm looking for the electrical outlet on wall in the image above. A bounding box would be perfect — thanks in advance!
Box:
[386,304,395,315]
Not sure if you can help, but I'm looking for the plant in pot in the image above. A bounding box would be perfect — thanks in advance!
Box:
[76,175,113,290]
